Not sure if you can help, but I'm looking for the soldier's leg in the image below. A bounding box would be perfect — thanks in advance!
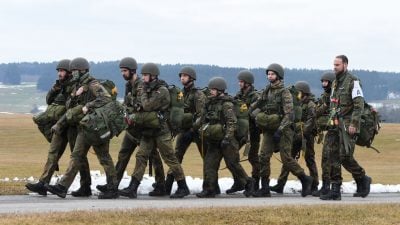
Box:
[304,136,319,191]
[68,126,91,190]
[131,136,154,182]
[115,132,138,182]
[59,132,91,189]
[253,132,275,197]
[320,130,341,200]
[92,141,117,186]
[248,122,261,179]
[174,131,194,163]
[198,142,222,197]
[151,147,165,184]
[39,132,68,184]
[314,131,332,196]
[156,133,185,181]
[279,127,312,197]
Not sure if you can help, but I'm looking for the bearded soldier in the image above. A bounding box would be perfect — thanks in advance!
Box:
[321,55,371,200]
[26,59,91,197]
[45,57,119,199]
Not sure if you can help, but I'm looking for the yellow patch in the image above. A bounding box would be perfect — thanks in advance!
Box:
[240,103,248,112]
[112,87,118,95]
[177,91,184,100]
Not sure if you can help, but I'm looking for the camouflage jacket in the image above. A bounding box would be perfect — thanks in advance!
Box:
[315,90,330,117]
[235,86,260,108]
[124,77,143,113]
[183,83,206,120]
[140,79,171,133]
[330,71,364,130]
[46,77,76,106]
[301,96,317,136]
[253,80,294,131]
[202,94,237,140]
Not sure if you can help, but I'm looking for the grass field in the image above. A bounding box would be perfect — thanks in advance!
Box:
[1,204,399,225]
[0,113,400,194]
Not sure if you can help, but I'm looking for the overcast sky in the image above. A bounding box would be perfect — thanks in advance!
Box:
[1,0,399,72]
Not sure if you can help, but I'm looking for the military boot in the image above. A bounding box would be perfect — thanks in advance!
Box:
[96,184,108,193]
[226,179,245,194]
[353,178,362,197]
[196,189,216,198]
[253,176,260,191]
[170,179,190,198]
[270,180,285,194]
[312,180,330,197]
[164,174,175,195]
[25,181,47,196]
[253,177,271,197]
[215,182,221,195]
[360,175,372,198]
[243,177,255,197]
[119,177,140,199]
[98,185,119,199]
[45,183,67,198]
[298,174,313,197]
[149,182,167,196]
[320,183,341,200]
[71,185,92,197]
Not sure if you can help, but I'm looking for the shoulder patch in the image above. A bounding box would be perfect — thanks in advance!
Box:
[352,80,364,99]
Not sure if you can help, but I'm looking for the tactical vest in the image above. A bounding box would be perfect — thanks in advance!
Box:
[181,86,202,130]
[330,73,358,116]
[316,92,331,131]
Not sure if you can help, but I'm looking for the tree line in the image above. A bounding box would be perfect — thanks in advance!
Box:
[0,61,399,101]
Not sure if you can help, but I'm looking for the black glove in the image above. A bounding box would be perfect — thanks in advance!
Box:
[273,130,282,143]
[220,138,230,149]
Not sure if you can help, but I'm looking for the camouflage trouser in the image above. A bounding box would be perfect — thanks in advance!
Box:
[203,139,249,192]
[276,135,319,187]
[39,126,91,187]
[132,132,184,182]
[321,131,331,182]
[59,131,117,190]
[329,128,366,184]
[259,127,305,179]
[116,130,165,184]
[248,121,261,178]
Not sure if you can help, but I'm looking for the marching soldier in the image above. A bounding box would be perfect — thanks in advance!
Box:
[196,77,254,198]
[321,55,371,200]
[251,63,313,197]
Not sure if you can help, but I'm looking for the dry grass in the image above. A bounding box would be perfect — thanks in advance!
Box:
[0,204,399,225]
[0,114,399,190]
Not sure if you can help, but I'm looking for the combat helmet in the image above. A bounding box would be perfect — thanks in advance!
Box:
[141,62,160,76]
[179,66,196,80]
[208,77,227,91]
[237,70,254,84]
[56,59,71,72]
[70,57,90,71]
[119,57,138,70]
[320,71,335,82]
[295,81,311,94]
[266,63,284,79]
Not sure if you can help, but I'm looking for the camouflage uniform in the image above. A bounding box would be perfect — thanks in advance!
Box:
[275,95,319,191]
[27,77,91,195]
[316,91,332,185]
[253,80,313,197]
[234,86,261,184]
[321,70,370,200]
[127,79,189,198]
[113,78,164,186]
[198,95,253,197]
[47,72,118,198]
[39,79,91,186]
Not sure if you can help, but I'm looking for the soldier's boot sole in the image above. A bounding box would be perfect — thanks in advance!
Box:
[44,184,67,199]
[25,183,47,196]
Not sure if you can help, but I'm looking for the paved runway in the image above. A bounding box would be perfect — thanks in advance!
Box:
[1,193,399,214]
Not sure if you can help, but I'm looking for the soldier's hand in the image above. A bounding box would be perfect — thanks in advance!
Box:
[220,138,230,149]
[51,123,62,135]
[82,106,89,114]
[273,130,282,143]
[348,125,356,136]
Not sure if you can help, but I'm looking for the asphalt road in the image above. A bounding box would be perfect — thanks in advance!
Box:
[1,193,399,214]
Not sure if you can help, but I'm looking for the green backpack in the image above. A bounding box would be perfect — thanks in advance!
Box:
[98,79,118,100]
[356,102,381,151]
[167,85,185,135]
